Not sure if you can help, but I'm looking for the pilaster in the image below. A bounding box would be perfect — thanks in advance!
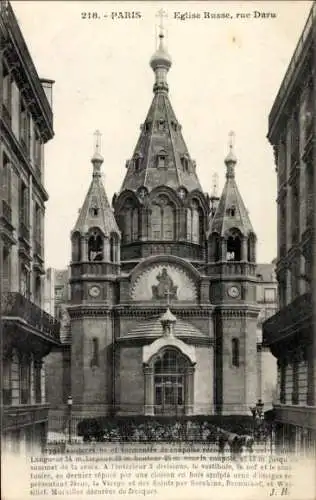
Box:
[185,366,195,415]
[143,365,154,415]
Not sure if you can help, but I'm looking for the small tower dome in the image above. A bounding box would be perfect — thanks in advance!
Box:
[150,33,172,72]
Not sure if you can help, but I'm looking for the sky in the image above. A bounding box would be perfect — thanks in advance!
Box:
[12,0,313,270]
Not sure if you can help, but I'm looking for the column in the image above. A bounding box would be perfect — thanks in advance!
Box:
[81,235,88,261]
[241,237,248,261]
[185,366,195,416]
[140,208,149,241]
[220,238,227,261]
[103,236,110,261]
[143,365,154,416]
[178,208,187,240]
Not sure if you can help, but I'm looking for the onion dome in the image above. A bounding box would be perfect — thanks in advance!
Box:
[150,33,172,72]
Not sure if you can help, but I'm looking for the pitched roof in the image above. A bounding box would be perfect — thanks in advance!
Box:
[72,156,120,237]
[119,33,203,195]
[209,148,255,237]
[119,316,208,341]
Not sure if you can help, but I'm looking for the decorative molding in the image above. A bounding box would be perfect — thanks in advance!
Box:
[143,337,196,365]
[131,262,198,302]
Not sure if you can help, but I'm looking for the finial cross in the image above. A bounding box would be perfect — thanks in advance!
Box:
[156,8,168,35]
[164,288,172,306]
[94,129,102,154]
[228,130,235,151]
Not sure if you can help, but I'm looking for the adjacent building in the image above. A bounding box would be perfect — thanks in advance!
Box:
[256,262,278,409]
[263,2,316,453]
[0,0,60,453]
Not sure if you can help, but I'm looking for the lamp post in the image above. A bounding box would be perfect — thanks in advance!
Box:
[249,399,264,441]
[67,395,73,445]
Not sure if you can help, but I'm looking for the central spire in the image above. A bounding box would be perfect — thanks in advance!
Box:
[150,9,172,93]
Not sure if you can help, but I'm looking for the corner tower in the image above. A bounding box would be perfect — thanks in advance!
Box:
[68,132,121,414]
[207,133,260,414]
[113,21,209,266]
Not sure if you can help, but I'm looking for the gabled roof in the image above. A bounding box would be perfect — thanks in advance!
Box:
[209,145,255,237]
[72,154,120,237]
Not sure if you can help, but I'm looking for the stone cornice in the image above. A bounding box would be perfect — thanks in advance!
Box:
[214,305,260,318]
[112,304,214,318]
[67,305,112,319]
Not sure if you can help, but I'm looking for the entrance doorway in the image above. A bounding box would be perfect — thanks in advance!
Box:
[153,350,187,415]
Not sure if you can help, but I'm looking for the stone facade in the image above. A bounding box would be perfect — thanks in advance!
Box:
[46,26,274,425]
[263,2,316,453]
[0,0,59,453]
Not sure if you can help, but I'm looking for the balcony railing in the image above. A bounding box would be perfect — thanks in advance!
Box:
[1,292,60,342]
[19,221,30,241]
[3,404,50,431]
[2,199,12,224]
[263,292,312,346]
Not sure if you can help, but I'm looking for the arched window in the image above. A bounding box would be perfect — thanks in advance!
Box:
[232,338,240,367]
[71,232,81,262]
[91,337,99,368]
[163,204,174,240]
[227,234,241,261]
[157,150,167,168]
[151,204,161,239]
[150,200,175,241]
[187,200,202,243]
[110,233,119,263]
[88,232,103,261]
[247,233,256,262]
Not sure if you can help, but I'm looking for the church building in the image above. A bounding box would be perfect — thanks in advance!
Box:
[51,26,264,421]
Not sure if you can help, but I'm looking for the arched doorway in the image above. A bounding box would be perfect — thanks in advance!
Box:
[152,349,191,415]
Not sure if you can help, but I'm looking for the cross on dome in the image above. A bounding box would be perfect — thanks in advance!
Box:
[225,130,237,177]
[91,129,104,174]
[150,9,172,92]
[94,129,102,155]
[156,8,168,39]
[228,130,235,151]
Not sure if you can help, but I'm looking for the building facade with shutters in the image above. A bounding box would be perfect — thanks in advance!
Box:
[45,26,279,426]
[263,2,316,453]
[0,0,60,453]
